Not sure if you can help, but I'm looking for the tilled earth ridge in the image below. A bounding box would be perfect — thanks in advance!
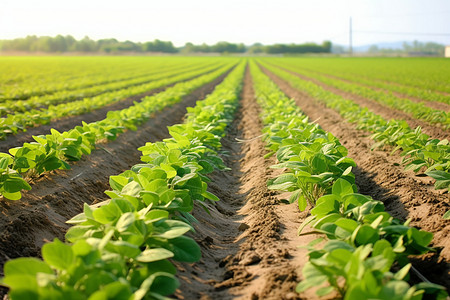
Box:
[270,64,449,141]
[290,67,450,112]
[261,65,450,290]
[0,69,232,298]
[0,65,229,153]
[175,69,323,300]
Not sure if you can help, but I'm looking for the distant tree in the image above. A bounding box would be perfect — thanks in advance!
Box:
[76,36,97,52]
[322,41,332,52]
[49,35,68,52]
[143,39,177,53]
[248,43,264,54]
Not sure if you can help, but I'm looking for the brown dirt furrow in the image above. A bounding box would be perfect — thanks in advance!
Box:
[0,70,230,299]
[175,68,318,299]
[299,68,450,112]
[261,66,450,289]
[0,68,222,153]
[273,65,449,140]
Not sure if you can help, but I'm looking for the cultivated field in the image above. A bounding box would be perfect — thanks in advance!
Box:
[0,56,448,299]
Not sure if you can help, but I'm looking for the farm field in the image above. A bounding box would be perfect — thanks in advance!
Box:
[0,56,449,299]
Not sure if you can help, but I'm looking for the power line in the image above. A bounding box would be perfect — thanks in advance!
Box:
[355,31,450,36]
[356,10,450,18]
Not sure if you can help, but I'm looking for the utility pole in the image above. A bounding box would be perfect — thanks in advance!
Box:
[349,17,353,55]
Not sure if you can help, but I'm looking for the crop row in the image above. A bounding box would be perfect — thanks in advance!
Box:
[293,64,450,105]
[0,61,235,140]
[0,60,246,299]
[0,57,203,101]
[264,57,450,95]
[0,60,214,114]
[250,61,447,299]
[267,61,449,128]
[260,62,450,194]
[0,62,236,200]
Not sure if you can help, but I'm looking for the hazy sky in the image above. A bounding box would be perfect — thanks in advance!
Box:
[1,0,449,46]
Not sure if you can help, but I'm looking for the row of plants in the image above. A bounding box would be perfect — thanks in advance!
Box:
[0,57,196,101]
[260,62,450,195]
[268,61,450,128]
[0,60,213,114]
[0,62,237,200]
[263,57,450,96]
[250,61,447,299]
[0,61,235,140]
[297,64,450,105]
[0,60,246,299]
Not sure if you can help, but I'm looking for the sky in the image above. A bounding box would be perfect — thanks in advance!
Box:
[1,0,449,47]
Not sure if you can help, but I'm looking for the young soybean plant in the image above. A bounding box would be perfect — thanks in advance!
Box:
[250,61,355,211]
[297,179,447,299]
[0,61,246,299]
[250,62,447,299]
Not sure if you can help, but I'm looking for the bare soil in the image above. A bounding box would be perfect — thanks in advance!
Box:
[261,65,450,289]
[273,65,449,140]
[1,63,449,300]
[174,69,319,300]
[299,68,450,112]
[0,70,230,298]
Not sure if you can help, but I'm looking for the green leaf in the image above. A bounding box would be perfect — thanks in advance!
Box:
[72,239,93,256]
[332,178,355,197]
[394,263,411,280]
[106,240,141,258]
[65,225,93,242]
[109,175,129,191]
[2,274,38,292]
[160,163,177,179]
[335,218,358,232]
[203,190,219,201]
[154,220,192,239]
[443,210,450,220]
[3,177,31,193]
[136,248,174,263]
[92,202,120,224]
[116,212,135,232]
[42,238,74,270]
[122,181,142,197]
[168,236,201,262]
[298,194,308,211]
[379,280,412,299]
[89,282,132,300]
[353,225,379,246]
[267,173,296,190]
[316,286,335,297]
[426,170,450,190]
[148,272,179,296]
[2,191,22,200]
[135,272,179,299]
[4,258,53,277]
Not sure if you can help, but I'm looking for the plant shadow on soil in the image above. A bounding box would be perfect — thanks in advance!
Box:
[173,115,249,299]
[353,165,409,220]
[0,69,234,298]
[174,69,307,300]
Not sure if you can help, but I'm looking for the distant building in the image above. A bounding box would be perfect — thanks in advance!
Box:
[446,46,450,58]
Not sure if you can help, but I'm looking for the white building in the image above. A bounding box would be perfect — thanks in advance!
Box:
[446,46,450,58]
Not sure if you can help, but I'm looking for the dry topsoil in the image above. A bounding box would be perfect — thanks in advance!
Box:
[260,65,450,290]
[272,64,449,141]
[1,64,449,300]
[0,69,231,298]
[174,69,320,300]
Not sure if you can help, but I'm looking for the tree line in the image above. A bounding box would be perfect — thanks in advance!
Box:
[0,35,332,54]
